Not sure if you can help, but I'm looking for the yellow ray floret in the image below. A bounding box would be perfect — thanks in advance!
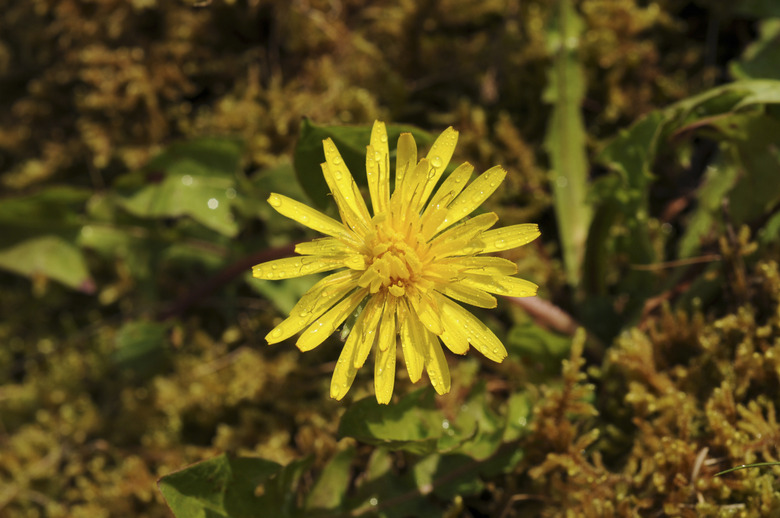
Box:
[253,120,540,404]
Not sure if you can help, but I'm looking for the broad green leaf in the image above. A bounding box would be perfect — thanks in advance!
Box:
[447,383,504,461]
[246,272,319,316]
[506,322,572,377]
[257,456,313,517]
[117,138,244,236]
[0,235,94,293]
[349,448,442,518]
[158,454,282,518]
[412,453,484,501]
[113,320,169,374]
[543,0,591,286]
[731,19,780,81]
[503,392,532,442]
[338,388,444,454]
[0,185,90,233]
[305,444,356,511]
[293,119,434,209]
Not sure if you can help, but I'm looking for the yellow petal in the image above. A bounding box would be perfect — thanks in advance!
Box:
[321,163,370,234]
[267,193,352,240]
[437,165,506,232]
[479,223,541,253]
[395,132,417,190]
[265,270,360,344]
[330,328,359,401]
[367,121,390,215]
[441,283,497,309]
[322,139,371,222]
[377,296,397,351]
[404,158,432,212]
[295,237,353,256]
[439,296,507,363]
[424,335,451,395]
[296,288,367,352]
[400,299,425,382]
[421,126,459,204]
[253,256,343,280]
[374,332,397,404]
[443,256,518,276]
[408,292,443,335]
[426,162,473,214]
[429,213,498,257]
[353,294,385,368]
[461,274,539,298]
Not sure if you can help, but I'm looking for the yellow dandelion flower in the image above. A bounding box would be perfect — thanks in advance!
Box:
[253,121,540,404]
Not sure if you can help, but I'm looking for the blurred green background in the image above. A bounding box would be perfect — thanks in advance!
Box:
[2,0,780,516]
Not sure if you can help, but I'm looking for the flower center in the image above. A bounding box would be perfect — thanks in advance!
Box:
[357,223,431,298]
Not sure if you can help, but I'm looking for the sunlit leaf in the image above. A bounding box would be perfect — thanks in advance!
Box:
[158,454,282,518]
[117,138,244,236]
[305,444,356,511]
[543,0,591,286]
[0,235,94,293]
[338,388,444,454]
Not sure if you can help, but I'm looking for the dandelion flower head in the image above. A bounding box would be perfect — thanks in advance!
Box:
[253,121,540,404]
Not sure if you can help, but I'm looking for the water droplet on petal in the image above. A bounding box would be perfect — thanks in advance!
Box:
[380,134,388,143]
[431,156,442,168]
[333,156,342,165]
[494,238,506,248]
[268,195,282,207]
[270,328,282,338]
[334,170,343,180]
[374,151,382,162]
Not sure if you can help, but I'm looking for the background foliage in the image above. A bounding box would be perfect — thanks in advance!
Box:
[2,0,780,516]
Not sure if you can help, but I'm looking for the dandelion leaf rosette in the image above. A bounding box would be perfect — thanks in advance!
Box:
[253,121,540,403]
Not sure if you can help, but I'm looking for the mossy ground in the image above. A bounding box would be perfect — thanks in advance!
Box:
[1,1,778,516]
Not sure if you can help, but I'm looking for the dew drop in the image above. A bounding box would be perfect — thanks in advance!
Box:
[374,151,382,162]
[181,175,193,186]
[334,170,343,180]
[225,187,237,199]
[494,238,506,248]
[333,156,342,165]
[369,497,379,507]
[441,419,450,430]
[268,195,282,207]
[380,134,388,143]
[270,328,282,338]
[207,198,219,209]
[431,156,442,168]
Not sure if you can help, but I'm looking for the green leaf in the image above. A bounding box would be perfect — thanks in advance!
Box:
[338,388,444,454]
[0,235,94,293]
[118,138,244,236]
[735,0,780,18]
[158,454,282,518]
[293,119,434,209]
[731,19,780,81]
[0,185,90,235]
[506,322,572,377]
[113,320,169,374]
[305,444,356,511]
[258,456,313,517]
[447,383,504,460]
[543,0,591,286]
